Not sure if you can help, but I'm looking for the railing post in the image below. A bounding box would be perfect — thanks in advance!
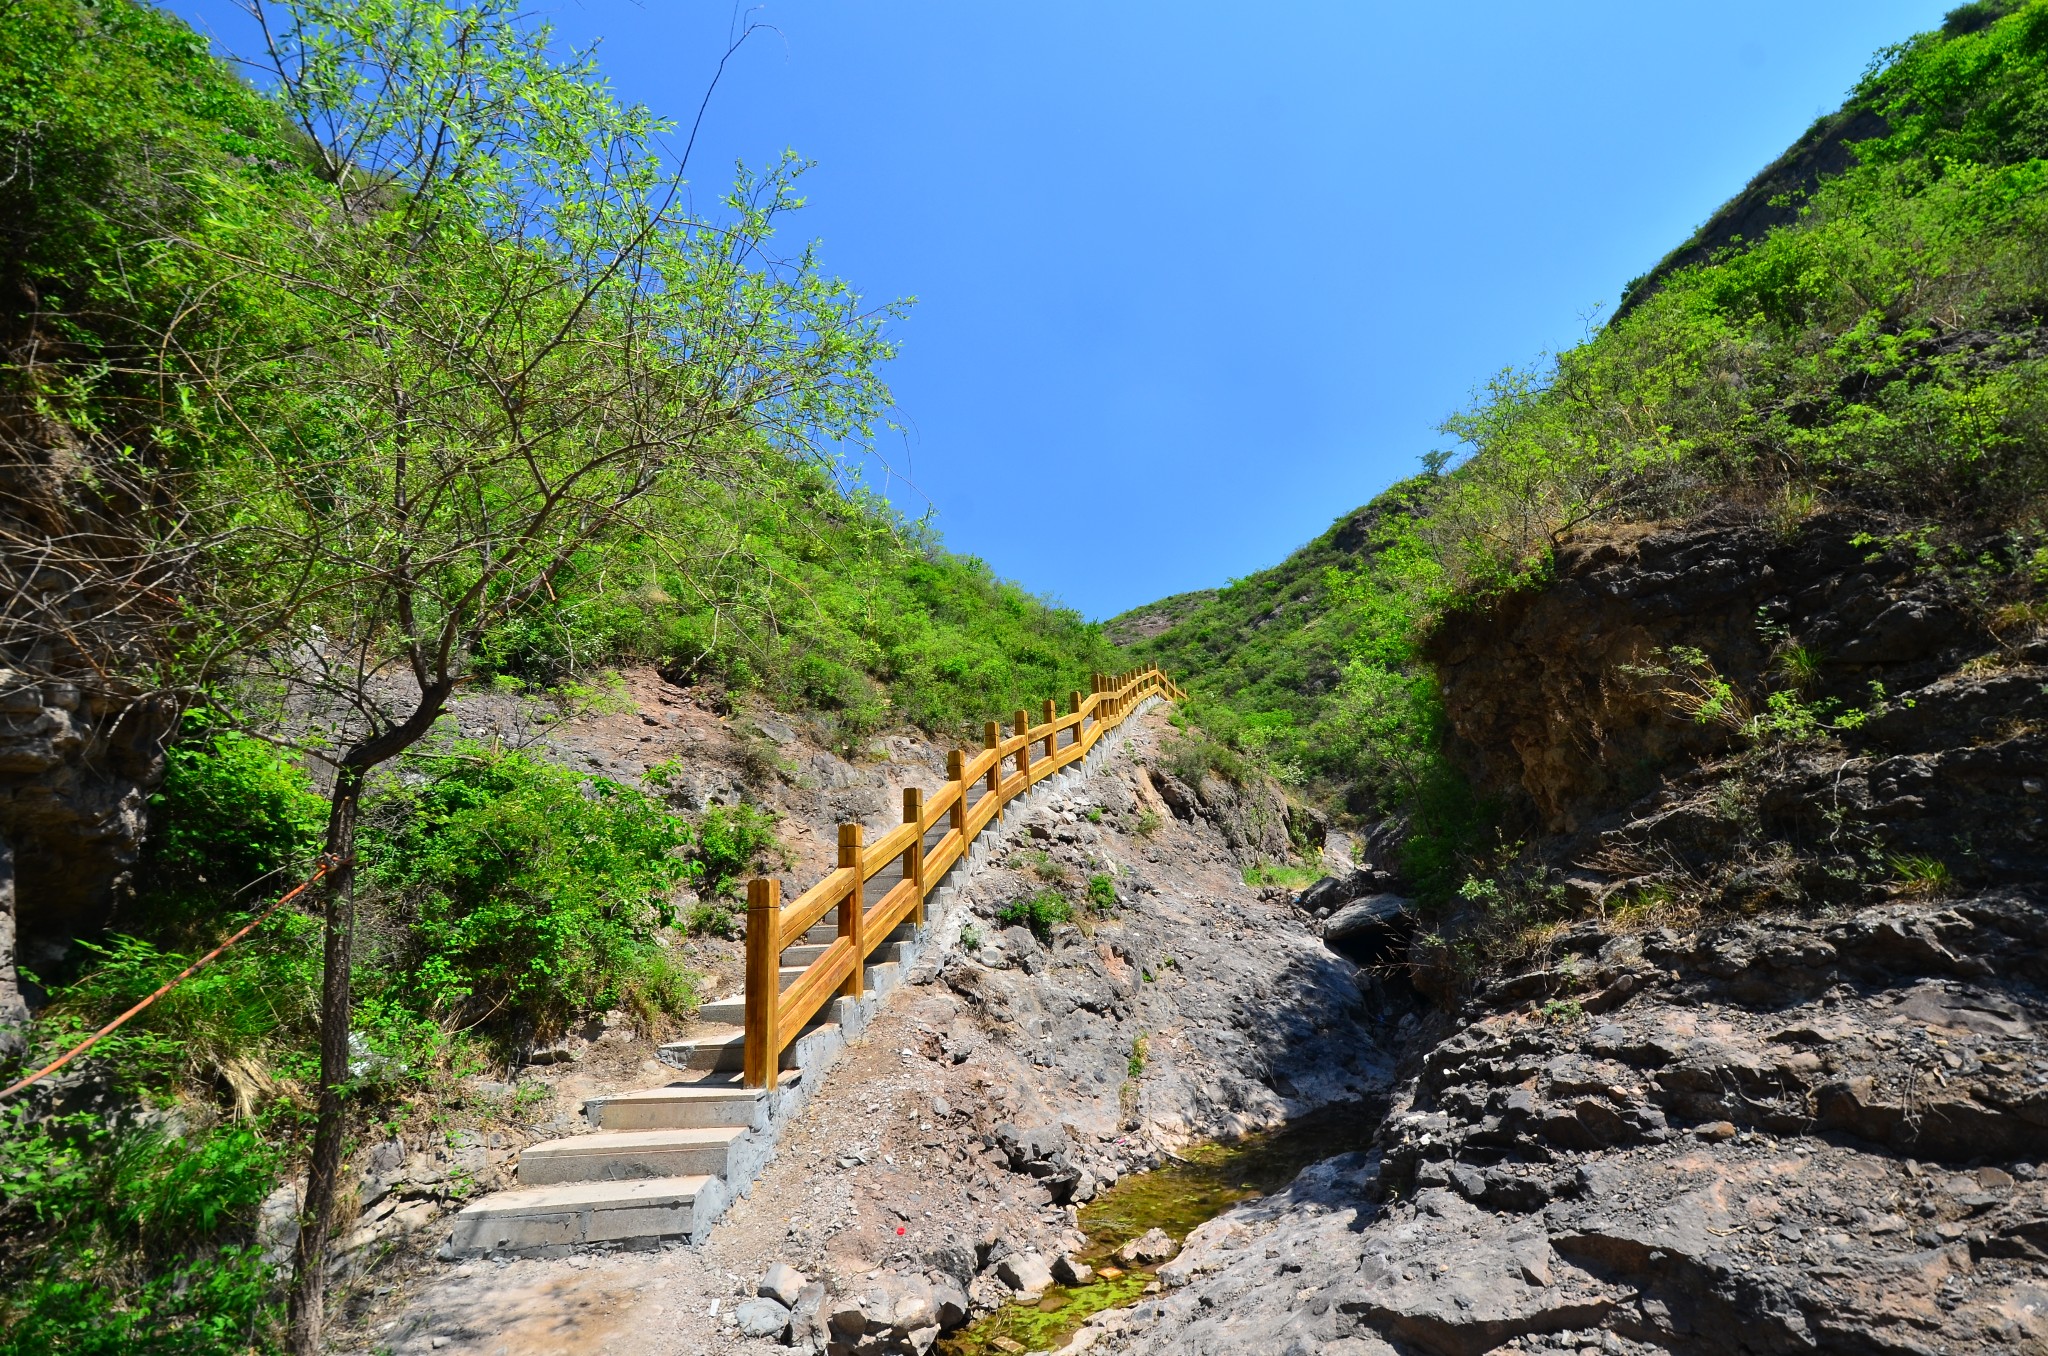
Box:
[948,749,968,840]
[1041,698,1057,761]
[1013,708,1030,784]
[743,877,780,1089]
[1068,690,1083,757]
[838,823,865,1001]
[903,786,925,926]
[983,721,1001,798]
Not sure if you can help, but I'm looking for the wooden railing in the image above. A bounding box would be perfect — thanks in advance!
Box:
[741,665,1184,1086]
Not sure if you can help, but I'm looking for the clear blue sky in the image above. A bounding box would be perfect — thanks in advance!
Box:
[174,1,1955,619]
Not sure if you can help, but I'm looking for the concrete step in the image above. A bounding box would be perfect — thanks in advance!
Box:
[518,1126,747,1186]
[794,920,916,947]
[657,1022,823,1072]
[447,1175,723,1255]
[584,1076,787,1131]
[783,936,909,967]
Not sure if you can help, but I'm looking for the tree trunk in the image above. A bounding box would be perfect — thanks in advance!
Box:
[286,766,365,1355]
[0,836,25,1062]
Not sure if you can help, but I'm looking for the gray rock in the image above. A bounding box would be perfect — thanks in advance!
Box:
[931,1276,970,1331]
[759,1261,807,1307]
[994,1120,1070,1172]
[1117,1227,1179,1264]
[734,1297,790,1338]
[995,1250,1053,1296]
[1053,1253,1095,1285]
[1320,892,1415,968]
[256,1180,300,1267]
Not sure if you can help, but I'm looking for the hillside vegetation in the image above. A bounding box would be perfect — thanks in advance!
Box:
[1120,0,2048,892]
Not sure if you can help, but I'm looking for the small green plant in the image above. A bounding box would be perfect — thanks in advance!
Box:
[684,901,740,938]
[959,923,983,952]
[1085,872,1118,915]
[1240,862,1321,890]
[553,668,635,716]
[1773,644,1823,691]
[1133,809,1163,839]
[996,889,1073,942]
[691,803,784,898]
[1127,1032,1149,1078]
[1018,850,1070,885]
[1539,998,1586,1025]
[1085,807,1104,823]
[1890,854,1954,898]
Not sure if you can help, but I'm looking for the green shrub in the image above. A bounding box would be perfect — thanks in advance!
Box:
[1085,872,1118,914]
[135,717,327,933]
[361,750,698,1037]
[995,889,1073,942]
[0,1109,285,1356]
[691,803,783,899]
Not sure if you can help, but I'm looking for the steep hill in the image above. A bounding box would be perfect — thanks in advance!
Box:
[1118,0,2048,899]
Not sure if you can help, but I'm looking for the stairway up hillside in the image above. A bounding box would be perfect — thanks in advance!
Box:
[444,700,1164,1258]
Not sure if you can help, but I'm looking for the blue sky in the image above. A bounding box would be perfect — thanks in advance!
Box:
[174,1,1955,619]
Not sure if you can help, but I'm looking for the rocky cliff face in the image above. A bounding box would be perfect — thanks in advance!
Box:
[1068,508,2048,1356]
[1426,507,2047,911]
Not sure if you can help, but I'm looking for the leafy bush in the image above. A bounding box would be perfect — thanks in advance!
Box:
[691,803,784,899]
[0,1109,285,1356]
[995,889,1073,942]
[360,750,698,1037]
[1085,872,1119,914]
[134,717,328,933]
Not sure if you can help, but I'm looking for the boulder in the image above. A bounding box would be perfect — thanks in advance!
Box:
[994,1120,1070,1173]
[759,1261,808,1307]
[1116,1227,1179,1265]
[1053,1254,1095,1286]
[995,1250,1054,1297]
[930,1276,970,1331]
[734,1297,789,1338]
[1321,892,1415,968]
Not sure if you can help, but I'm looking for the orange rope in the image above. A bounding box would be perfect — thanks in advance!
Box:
[0,858,335,1102]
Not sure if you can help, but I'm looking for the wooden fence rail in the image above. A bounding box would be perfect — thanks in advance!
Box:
[741,665,1184,1087]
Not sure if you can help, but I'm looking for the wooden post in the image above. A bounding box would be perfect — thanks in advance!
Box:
[1013,709,1030,783]
[743,877,780,1089]
[838,823,864,1001]
[983,721,1001,795]
[903,786,925,925]
[948,749,968,838]
[1068,690,1083,757]
[1041,698,1057,761]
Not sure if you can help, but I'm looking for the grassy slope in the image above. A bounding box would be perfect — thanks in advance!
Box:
[1117,0,2048,849]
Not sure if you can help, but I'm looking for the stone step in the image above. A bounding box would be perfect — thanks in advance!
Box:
[446,1175,724,1255]
[783,935,910,967]
[518,1126,748,1186]
[584,1076,788,1131]
[695,954,903,1027]
[793,920,917,947]
[658,1023,813,1072]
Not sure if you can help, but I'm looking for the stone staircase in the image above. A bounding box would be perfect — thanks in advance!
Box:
[445,915,934,1257]
[445,688,1168,1259]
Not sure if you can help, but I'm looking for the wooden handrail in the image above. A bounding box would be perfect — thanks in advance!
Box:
[740,665,1183,1086]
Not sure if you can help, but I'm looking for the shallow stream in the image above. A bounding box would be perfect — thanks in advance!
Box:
[934,1102,1376,1356]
